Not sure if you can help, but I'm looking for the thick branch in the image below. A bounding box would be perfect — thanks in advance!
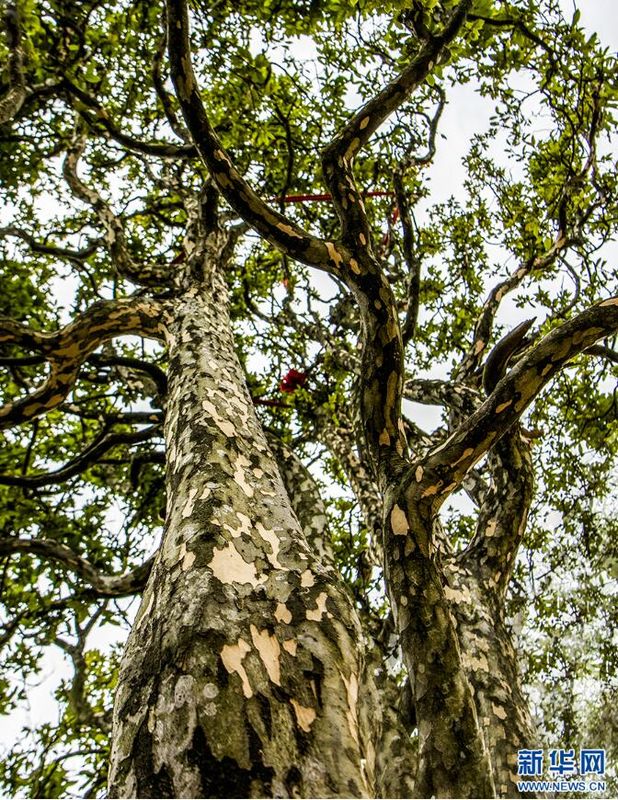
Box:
[166,0,333,271]
[266,433,334,566]
[407,296,618,503]
[0,295,167,428]
[460,430,534,595]
[321,0,471,249]
[482,317,535,395]
[0,538,153,596]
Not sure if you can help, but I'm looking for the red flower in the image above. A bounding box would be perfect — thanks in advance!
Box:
[279,369,308,393]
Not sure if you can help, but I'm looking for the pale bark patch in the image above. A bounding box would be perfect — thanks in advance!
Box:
[495,400,513,414]
[464,653,490,673]
[390,505,409,536]
[306,591,330,621]
[181,487,199,518]
[134,590,154,630]
[232,455,254,497]
[202,683,218,699]
[492,704,508,720]
[256,522,283,568]
[202,398,236,437]
[250,624,281,685]
[340,670,360,745]
[220,638,253,698]
[181,546,196,571]
[282,639,297,656]
[444,584,472,604]
[325,241,343,270]
[274,602,292,624]
[300,569,315,587]
[290,699,317,732]
[208,540,260,585]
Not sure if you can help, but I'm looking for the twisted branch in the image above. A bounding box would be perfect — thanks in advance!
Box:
[0,295,167,428]
[403,296,618,507]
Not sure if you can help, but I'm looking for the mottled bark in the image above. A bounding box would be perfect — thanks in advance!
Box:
[453,431,537,796]
[382,489,496,798]
[272,430,418,798]
[379,425,538,797]
[108,262,376,798]
[446,564,536,797]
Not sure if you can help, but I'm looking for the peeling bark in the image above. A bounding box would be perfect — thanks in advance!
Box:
[108,263,376,798]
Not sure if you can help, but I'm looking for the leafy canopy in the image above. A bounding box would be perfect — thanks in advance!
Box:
[0,0,616,795]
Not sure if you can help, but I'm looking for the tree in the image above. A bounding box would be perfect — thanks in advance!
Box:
[0,0,617,796]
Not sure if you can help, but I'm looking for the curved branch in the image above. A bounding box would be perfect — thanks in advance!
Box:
[86,353,168,399]
[0,295,167,428]
[166,0,333,271]
[585,344,618,364]
[460,430,533,596]
[0,424,161,487]
[62,131,177,287]
[406,296,618,504]
[482,317,535,395]
[321,1,471,249]
[0,538,153,596]
[0,224,103,265]
[62,77,196,159]
[456,234,571,381]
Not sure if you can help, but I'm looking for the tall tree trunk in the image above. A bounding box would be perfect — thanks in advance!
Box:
[446,566,536,797]
[108,264,376,798]
[451,432,538,797]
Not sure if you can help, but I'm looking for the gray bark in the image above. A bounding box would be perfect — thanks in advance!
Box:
[108,261,377,798]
